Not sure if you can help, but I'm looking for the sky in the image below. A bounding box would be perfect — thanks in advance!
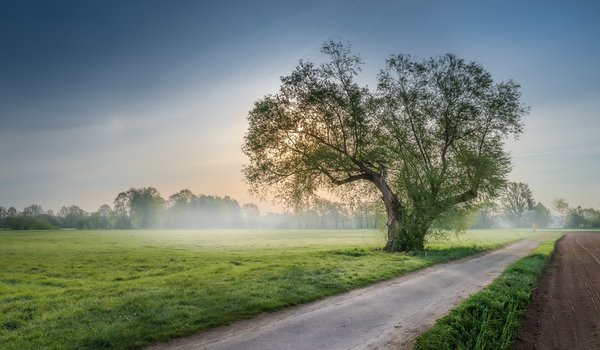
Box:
[1,0,599,213]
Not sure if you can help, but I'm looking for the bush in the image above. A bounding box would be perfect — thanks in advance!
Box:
[1,215,58,230]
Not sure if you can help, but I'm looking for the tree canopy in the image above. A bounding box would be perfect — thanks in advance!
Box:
[243,41,527,251]
[500,182,535,227]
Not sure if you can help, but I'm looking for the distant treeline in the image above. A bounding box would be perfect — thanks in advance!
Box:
[468,184,600,230]
[560,206,600,228]
[2,186,597,231]
[0,187,382,230]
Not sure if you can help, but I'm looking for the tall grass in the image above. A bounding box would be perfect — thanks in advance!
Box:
[413,234,561,350]
[1,229,542,349]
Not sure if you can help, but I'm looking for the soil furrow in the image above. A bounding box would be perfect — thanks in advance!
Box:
[514,232,600,350]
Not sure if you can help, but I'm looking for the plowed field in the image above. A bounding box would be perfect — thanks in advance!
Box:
[514,232,600,349]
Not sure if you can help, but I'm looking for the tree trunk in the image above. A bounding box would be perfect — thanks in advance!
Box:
[381,196,433,252]
[383,215,400,252]
[378,180,403,252]
[372,172,433,252]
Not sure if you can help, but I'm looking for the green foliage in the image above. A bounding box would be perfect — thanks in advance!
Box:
[0,204,58,230]
[430,205,479,236]
[115,187,165,229]
[0,197,384,231]
[413,235,560,350]
[1,229,541,349]
[565,206,600,228]
[468,202,499,229]
[1,215,58,230]
[532,202,551,228]
[57,205,88,228]
[243,41,527,251]
[0,189,249,230]
[552,198,569,226]
[500,182,535,227]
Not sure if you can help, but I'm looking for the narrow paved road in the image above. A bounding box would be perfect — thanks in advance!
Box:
[148,238,542,350]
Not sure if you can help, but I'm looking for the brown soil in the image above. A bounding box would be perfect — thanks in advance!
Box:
[513,232,600,350]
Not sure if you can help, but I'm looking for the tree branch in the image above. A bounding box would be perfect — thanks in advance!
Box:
[319,167,372,186]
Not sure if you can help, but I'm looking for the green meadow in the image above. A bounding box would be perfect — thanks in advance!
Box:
[1,229,543,349]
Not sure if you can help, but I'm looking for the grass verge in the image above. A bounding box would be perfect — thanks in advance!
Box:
[413,233,561,350]
[1,229,542,349]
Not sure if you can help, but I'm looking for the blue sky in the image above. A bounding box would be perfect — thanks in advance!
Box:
[1,0,599,212]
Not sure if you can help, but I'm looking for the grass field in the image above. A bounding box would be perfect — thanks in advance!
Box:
[1,229,544,349]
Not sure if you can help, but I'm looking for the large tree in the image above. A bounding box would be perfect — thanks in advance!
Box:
[243,41,526,251]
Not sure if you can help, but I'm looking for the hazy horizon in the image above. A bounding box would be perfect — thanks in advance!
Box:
[1,0,599,213]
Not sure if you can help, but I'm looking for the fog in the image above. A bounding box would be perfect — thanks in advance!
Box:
[0,187,382,230]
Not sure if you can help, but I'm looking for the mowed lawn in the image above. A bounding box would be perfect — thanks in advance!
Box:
[1,229,543,349]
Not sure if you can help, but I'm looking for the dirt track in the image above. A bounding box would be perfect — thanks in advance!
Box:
[514,232,600,350]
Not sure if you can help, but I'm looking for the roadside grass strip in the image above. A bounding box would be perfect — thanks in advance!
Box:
[413,234,561,350]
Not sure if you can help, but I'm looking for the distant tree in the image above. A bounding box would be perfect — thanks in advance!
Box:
[309,198,328,229]
[471,202,499,229]
[88,204,113,228]
[116,187,165,228]
[565,206,586,228]
[532,202,551,229]
[566,206,600,228]
[308,198,344,229]
[7,207,18,217]
[313,200,348,229]
[584,208,600,228]
[58,205,87,228]
[23,204,44,217]
[97,204,113,219]
[168,189,196,208]
[500,182,534,227]
[243,41,526,251]
[36,213,59,229]
[188,194,243,228]
[167,189,196,227]
[2,204,57,230]
[351,202,378,229]
[113,192,131,228]
[0,206,7,228]
[332,202,348,229]
[220,196,243,227]
[349,200,385,230]
[552,198,569,227]
[242,203,260,228]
